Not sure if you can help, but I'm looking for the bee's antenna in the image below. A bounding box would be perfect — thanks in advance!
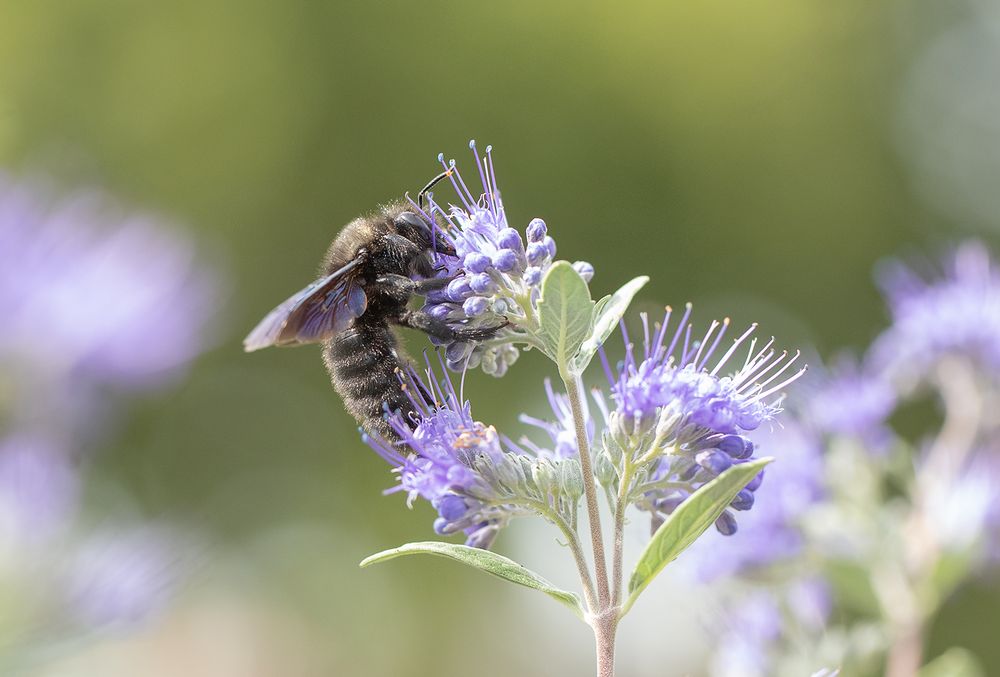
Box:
[418,169,453,210]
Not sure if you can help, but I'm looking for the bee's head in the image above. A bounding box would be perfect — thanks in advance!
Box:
[392,210,456,257]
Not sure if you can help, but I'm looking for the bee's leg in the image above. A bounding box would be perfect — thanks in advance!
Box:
[395,310,508,342]
[373,274,453,300]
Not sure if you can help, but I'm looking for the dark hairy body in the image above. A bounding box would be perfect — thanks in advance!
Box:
[320,203,498,439]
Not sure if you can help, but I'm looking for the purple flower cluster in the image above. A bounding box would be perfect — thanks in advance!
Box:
[599,306,806,535]
[0,173,219,640]
[605,306,801,433]
[363,362,516,549]
[871,241,1000,383]
[411,143,592,374]
[363,361,586,549]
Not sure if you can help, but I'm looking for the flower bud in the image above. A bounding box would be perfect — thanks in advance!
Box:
[495,457,522,492]
[446,341,472,362]
[531,461,555,498]
[447,277,472,302]
[745,469,765,492]
[469,273,496,294]
[464,252,491,274]
[715,510,738,535]
[500,345,520,365]
[481,348,499,375]
[559,459,584,499]
[656,495,685,513]
[464,350,482,370]
[524,266,543,286]
[497,227,524,252]
[730,489,755,511]
[572,260,594,282]
[426,303,453,321]
[462,296,489,317]
[491,249,520,272]
[696,449,733,476]
[526,218,547,242]
[717,434,753,459]
[595,451,617,487]
[434,494,469,522]
[526,242,548,266]
[465,524,499,550]
[542,235,557,259]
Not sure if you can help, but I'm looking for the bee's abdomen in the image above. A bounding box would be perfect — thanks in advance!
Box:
[323,318,413,440]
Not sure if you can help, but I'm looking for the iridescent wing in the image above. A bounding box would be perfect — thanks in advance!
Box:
[243,259,368,352]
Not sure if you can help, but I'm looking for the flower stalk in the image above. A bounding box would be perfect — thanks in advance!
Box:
[563,371,617,676]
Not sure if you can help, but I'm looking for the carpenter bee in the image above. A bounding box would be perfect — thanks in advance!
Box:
[244,172,503,439]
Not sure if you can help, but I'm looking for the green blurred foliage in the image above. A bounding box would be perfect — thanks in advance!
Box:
[1,0,997,674]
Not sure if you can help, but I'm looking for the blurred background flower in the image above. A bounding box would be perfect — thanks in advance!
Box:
[0,0,999,675]
[0,175,218,670]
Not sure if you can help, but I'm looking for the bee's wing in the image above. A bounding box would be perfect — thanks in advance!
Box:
[243,259,368,352]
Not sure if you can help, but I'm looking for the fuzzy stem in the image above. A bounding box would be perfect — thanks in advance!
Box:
[562,373,611,608]
[886,622,924,677]
[593,609,618,677]
[610,466,632,608]
[502,496,598,611]
[546,506,599,612]
[562,372,618,677]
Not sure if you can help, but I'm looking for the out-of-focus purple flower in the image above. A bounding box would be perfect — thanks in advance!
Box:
[805,356,896,448]
[411,143,591,375]
[599,306,806,535]
[62,527,187,629]
[0,173,220,395]
[871,241,1000,383]
[709,579,831,677]
[0,433,78,542]
[709,592,782,677]
[0,174,215,644]
[787,577,833,632]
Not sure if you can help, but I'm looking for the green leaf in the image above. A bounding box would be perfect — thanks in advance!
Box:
[570,275,648,374]
[919,647,986,677]
[535,261,594,370]
[624,457,772,612]
[360,541,585,620]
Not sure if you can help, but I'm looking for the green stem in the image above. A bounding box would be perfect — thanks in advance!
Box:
[512,497,597,613]
[562,371,616,677]
[610,466,632,608]
[562,373,611,608]
[594,610,618,677]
